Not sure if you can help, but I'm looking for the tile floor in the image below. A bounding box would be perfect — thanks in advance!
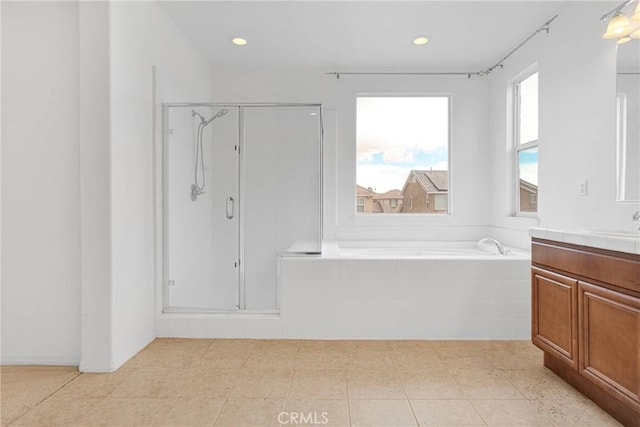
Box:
[1,339,622,426]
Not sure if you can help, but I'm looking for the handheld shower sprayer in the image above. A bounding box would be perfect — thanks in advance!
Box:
[190,108,229,201]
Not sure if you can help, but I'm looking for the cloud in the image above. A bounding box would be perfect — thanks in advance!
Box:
[519,162,538,186]
[357,97,449,163]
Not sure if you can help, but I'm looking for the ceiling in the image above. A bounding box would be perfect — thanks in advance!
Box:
[159,1,568,69]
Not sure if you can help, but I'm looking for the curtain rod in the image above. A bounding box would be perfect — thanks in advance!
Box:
[326,14,558,79]
[601,0,635,21]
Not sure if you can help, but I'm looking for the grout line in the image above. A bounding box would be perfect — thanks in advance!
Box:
[7,369,82,425]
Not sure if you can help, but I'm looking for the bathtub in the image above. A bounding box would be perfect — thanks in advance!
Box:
[278,240,532,340]
[332,241,528,259]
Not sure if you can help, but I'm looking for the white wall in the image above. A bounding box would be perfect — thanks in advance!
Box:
[488,1,619,246]
[210,68,493,243]
[1,1,81,364]
[109,1,213,368]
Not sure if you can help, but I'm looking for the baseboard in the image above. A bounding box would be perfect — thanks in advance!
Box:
[78,359,116,373]
[1,354,80,366]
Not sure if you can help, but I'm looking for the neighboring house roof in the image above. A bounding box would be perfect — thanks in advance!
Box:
[373,189,403,200]
[356,185,376,197]
[519,179,538,193]
[402,170,449,194]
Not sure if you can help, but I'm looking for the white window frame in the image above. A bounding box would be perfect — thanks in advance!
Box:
[513,70,539,217]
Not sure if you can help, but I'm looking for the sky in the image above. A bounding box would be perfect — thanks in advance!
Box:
[357,97,449,193]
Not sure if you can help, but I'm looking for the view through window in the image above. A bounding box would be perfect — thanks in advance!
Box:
[515,72,539,214]
[356,96,450,214]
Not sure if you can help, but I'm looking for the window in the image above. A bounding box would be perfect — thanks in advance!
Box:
[514,72,538,214]
[434,194,448,211]
[356,197,365,213]
[356,96,450,214]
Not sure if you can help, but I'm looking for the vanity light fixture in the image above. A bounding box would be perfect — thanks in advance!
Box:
[603,13,634,39]
[413,36,429,46]
[601,0,640,41]
[231,37,247,46]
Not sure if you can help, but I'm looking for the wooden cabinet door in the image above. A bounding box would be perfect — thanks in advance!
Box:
[579,281,640,411]
[532,267,578,369]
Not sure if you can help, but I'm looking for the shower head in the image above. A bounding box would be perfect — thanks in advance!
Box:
[203,108,229,125]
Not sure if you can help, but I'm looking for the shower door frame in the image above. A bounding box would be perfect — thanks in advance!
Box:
[161,102,324,314]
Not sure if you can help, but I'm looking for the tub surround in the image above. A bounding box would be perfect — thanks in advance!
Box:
[530,236,640,426]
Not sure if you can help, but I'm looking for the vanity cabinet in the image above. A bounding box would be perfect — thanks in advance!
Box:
[531,238,640,427]
[531,267,578,368]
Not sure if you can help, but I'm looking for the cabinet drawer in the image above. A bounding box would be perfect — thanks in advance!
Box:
[532,267,578,369]
[579,281,640,411]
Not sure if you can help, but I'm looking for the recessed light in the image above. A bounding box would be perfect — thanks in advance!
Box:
[231,37,247,46]
[413,36,429,46]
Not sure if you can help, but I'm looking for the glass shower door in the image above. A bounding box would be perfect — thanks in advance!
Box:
[164,105,239,310]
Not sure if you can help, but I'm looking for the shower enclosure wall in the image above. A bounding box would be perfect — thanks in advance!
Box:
[163,104,322,312]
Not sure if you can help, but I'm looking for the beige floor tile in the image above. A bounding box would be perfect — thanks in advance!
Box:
[438,353,496,369]
[214,397,286,426]
[410,399,486,426]
[195,341,255,369]
[55,369,133,398]
[349,399,418,427]
[230,369,293,398]
[388,340,443,352]
[399,369,466,399]
[295,349,349,369]
[449,368,525,399]
[342,340,392,351]
[285,399,349,426]
[488,347,543,370]
[472,399,553,426]
[391,350,444,370]
[151,397,225,426]
[345,350,395,370]
[531,395,623,426]
[208,339,259,352]
[347,369,406,399]
[255,339,302,351]
[298,340,352,351]
[505,368,583,400]
[124,338,212,369]
[172,369,238,398]
[244,349,297,369]
[0,366,80,425]
[110,368,186,398]
[79,397,164,426]
[11,397,102,426]
[289,369,347,399]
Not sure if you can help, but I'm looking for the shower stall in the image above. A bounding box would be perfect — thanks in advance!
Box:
[162,103,323,312]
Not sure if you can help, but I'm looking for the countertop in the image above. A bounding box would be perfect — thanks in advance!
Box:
[529,227,640,255]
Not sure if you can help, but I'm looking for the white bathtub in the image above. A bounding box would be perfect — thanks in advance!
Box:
[323,240,529,259]
[278,240,532,340]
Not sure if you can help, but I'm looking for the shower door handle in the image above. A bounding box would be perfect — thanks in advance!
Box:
[226,197,235,220]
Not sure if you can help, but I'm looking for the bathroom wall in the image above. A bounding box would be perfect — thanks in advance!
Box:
[487,1,619,247]
[108,1,213,369]
[1,1,81,364]
[210,68,493,242]
[1,0,213,370]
